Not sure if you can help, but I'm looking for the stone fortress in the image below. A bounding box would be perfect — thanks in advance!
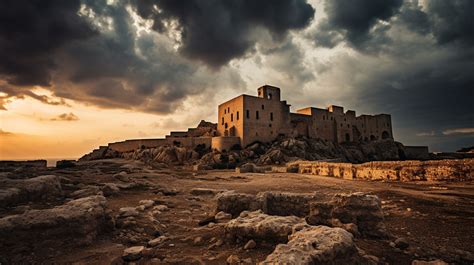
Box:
[217,85,393,149]
[97,85,394,154]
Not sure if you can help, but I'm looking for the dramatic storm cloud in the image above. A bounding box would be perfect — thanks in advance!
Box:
[133,0,315,67]
[0,0,473,154]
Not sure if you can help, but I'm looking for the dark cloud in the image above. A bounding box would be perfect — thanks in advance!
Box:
[0,0,96,86]
[426,0,474,45]
[50,112,79,121]
[133,0,315,67]
[311,0,402,50]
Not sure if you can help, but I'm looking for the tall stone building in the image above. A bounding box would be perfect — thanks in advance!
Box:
[215,85,393,150]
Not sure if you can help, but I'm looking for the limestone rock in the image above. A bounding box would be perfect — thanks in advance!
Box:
[225,210,307,242]
[215,211,232,222]
[0,175,63,207]
[244,239,256,250]
[122,246,144,261]
[190,188,219,196]
[306,192,387,238]
[101,183,120,197]
[0,195,113,249]
[260,226,362,265]
[139,199,155,209]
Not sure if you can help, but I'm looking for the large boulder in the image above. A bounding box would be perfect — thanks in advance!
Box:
[260,226,362,265]
[225,210,307,243]
[0,195,113,250]
[306,192,387,238]
[0,175,63,207]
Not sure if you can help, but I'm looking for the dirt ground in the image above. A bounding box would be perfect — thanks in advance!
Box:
[1,158,473,264]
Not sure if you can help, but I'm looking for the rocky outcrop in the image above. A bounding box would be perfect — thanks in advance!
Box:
[0,175,63,207]
[0,160,47,171]
[297,159,474,181]
[260,226,362,265]
[225,210,307,242]
[216,191,317,217]
[306,192,387,238]
[0,195,113,250]
[122,145,199,165]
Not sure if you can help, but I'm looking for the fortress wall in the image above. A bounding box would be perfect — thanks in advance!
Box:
[211,136,240,152]
[297,159,474,181]
[217,95,244,141]
[108,139,167,152]
[108,137,212,153]
[242,95,291,147]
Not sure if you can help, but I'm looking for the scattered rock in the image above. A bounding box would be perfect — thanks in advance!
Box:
[244,239,256,250]
[119,207,140,217]
[139,199,155,209]
[215,211,232,222]
[226,254,240,265]
[101,183,120,197]
[395,237,410,250]
[148,236,167,247]
[122,246,144,261]
[153,205,169,211]
[198,216,216,226]
[190,188,219,196]
[225,210,307,242]
[260,226,362,264]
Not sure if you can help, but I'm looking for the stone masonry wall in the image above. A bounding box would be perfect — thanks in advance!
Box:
[297,159,473,181]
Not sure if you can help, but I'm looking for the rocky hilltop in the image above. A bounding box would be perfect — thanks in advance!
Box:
[81,137,408,169]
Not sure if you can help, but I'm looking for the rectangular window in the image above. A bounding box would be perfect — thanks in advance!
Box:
[221,117,224,125]
[262,104,265,110]
[256,111,259,120]
[270,112,273,121]
[236,111,239,120]
[246,109,249,119]
[231,113,233,122]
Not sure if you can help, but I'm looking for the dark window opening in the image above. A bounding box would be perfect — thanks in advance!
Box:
[270,112,273,121]
[268,93,272,100]
[345,133,350,142]
[256,111,259,120]
[231,113,233,122]
[246,109,249,118]
[262,104,264,110]
[225,123,228,129]
[269,124,272,127]
[237,111,239,120]
[221,117,224,125]
[224,109,226,114]
[323,116,325,120]
[347,124,350,128]
[228,107,230,113]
